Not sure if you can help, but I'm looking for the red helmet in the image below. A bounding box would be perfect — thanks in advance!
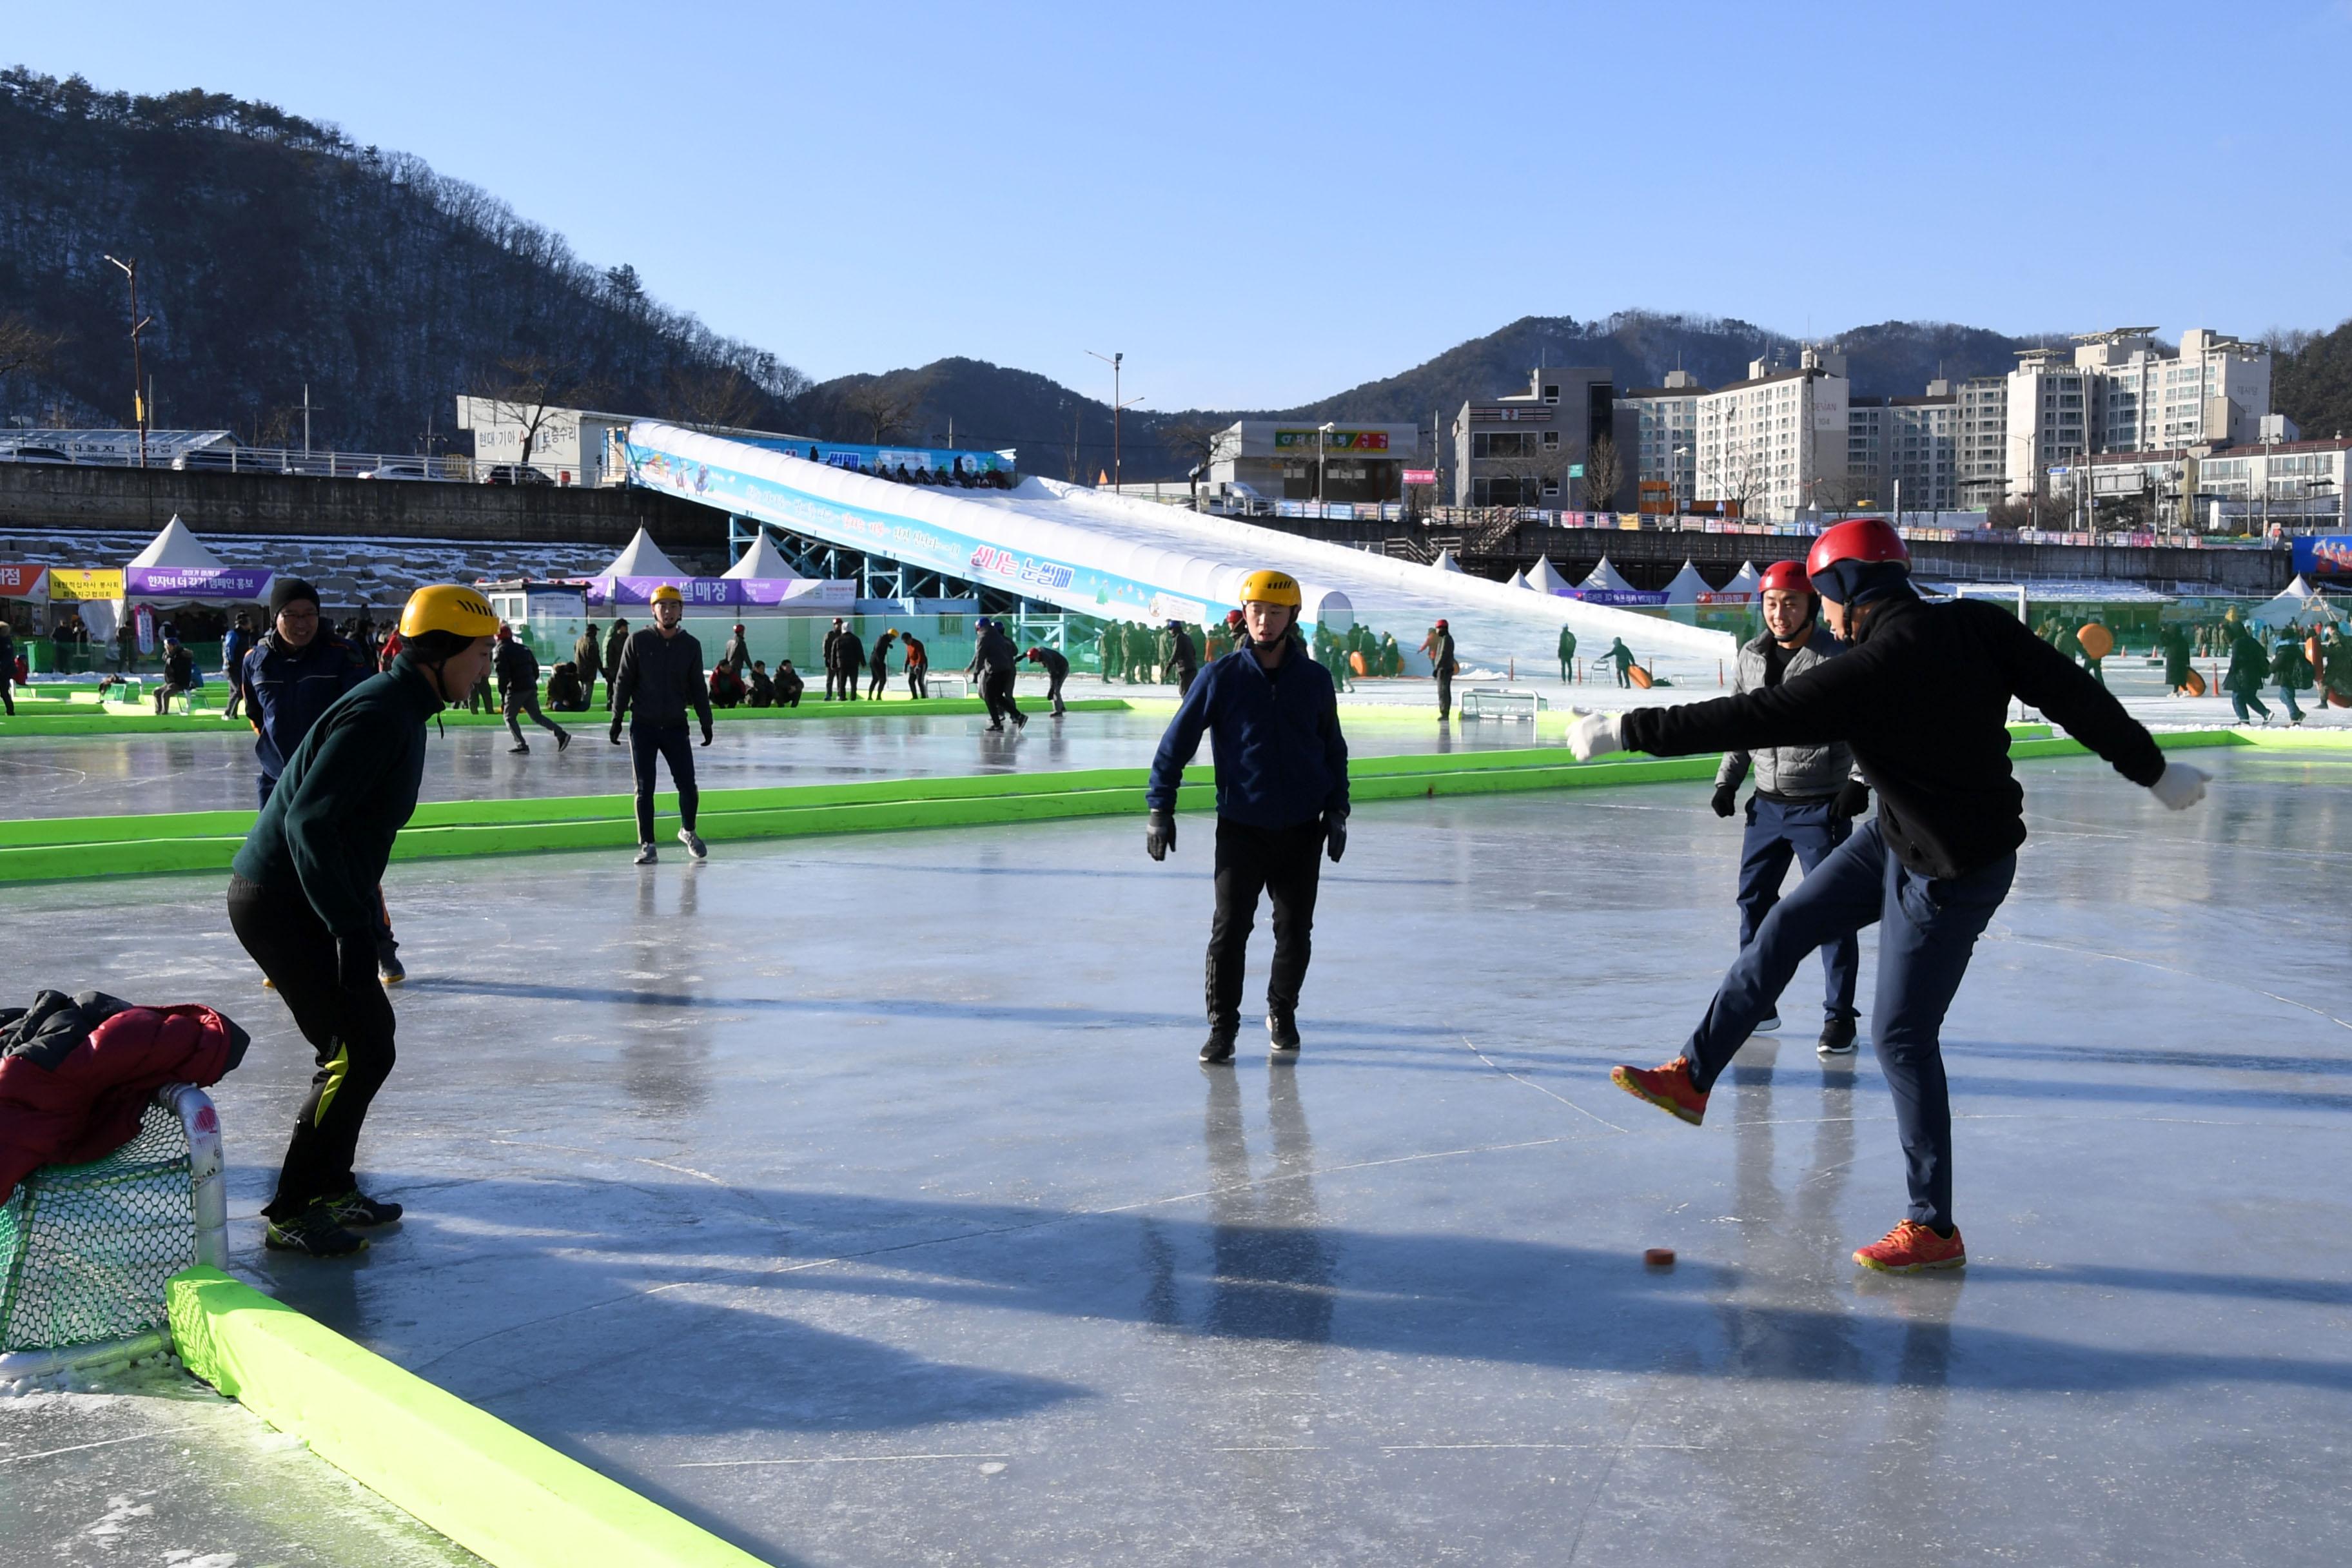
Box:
[1805,518,1909,580]
[1435,618,1449,630]
[1759,560,1810,596]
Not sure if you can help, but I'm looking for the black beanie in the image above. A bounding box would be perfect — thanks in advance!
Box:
[270,577,320,616]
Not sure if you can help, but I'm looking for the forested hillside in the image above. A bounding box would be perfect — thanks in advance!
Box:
[0,68,807,451]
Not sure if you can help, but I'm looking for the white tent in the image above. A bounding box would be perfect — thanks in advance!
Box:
[1526,554,1574,594]
[1431,549,1464,574]
[600,527,687,580]
[1580,556,1636,594]
[2246,575,2341,629]
[1505,569,1531,589]
[1661,559,1714,605]
[1723,561,1763,596]
[721,531,799,580]
[127,515,226,571]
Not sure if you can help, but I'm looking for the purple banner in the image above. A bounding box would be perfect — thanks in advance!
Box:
[125,565,273,600]
[587,575,855,609]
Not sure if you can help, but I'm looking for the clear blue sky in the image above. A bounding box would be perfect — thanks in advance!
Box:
[12,2,2349,409]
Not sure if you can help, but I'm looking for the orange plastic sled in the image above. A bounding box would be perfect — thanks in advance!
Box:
[2076,623,2115,661]
[1628,665,1654,689]
[2184,669,2208,697]
[1350,651,1368,676]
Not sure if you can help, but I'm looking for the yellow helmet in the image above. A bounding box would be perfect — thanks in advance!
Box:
[1239,569,1301,609]
[400,584,500,640]
[651,583,684,605]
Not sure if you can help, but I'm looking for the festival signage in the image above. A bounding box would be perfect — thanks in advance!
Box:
[2291,535,2352,577]
[1273,429,1391,451]
[585,575,854,610]
[1402,468,1438,487]
[1558,588,1671,607]
[47,569,124,600]
[0,565,44,598]
[124,565,273,599]
[1696,591,1754,605]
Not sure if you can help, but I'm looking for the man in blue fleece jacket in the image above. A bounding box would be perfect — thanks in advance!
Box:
[1146,569,1351,1064]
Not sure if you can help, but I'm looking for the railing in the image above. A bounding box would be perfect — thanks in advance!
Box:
[0,444,482,482]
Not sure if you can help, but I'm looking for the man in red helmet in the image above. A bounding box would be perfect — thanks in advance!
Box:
[1567,518,2209,1273]
[1420,619,1458,721]
[1712,560,1866,1056]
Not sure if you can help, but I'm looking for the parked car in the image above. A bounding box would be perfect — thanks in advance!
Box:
[5,446,74,464]
[171,447,244,471]
[478,464,554,486]
[357,460,434,481]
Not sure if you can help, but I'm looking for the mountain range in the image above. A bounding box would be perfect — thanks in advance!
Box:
[7,66,2350,484]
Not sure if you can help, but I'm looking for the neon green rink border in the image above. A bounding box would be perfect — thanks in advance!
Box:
[0,727,2306,885]
[0,695,1129,739]
[169,1268,772,1568]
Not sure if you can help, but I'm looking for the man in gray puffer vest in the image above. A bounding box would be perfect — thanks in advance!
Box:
[1713,560,1870,1056]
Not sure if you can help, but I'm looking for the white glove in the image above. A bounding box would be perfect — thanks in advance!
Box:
[2148,761,2208,811]
[1565,710,1626,762]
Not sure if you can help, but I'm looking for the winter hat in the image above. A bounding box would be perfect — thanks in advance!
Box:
[270,578,320,616]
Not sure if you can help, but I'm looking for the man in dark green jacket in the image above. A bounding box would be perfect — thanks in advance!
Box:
[1558,625,1578,683]
[226,583,498,1257]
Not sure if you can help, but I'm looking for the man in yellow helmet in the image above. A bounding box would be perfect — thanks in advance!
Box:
[1146,569,1351,1063]
[226,583,499,1257]
[609,582,715,864]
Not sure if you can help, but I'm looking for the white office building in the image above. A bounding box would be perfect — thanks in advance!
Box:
[1619,370,1705,511]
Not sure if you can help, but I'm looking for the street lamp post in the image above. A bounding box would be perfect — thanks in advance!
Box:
[1085,349,1141,490]
[1317,420,1336,510]
[103,255,152,468]
[1672,444,1689,517]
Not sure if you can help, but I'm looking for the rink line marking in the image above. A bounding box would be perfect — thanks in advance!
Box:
[1460,1036,1633,1133]
[1992,933,2352,1033]
[676,1451,1012,1467]
[0,1426,205,1465]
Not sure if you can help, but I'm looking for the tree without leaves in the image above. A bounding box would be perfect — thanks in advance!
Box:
[0,313,63,383]
[839,380,922,444]
[1582,433,1624,513]
[1157,419,1240,509]
[661,364,767,433]
[478,352,600,470]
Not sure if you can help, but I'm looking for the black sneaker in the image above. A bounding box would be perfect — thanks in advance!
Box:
[554,730,571,752]
[1818,1016,1859,1057]
[1199,1029,1238,1065]
[509,743,530,754]
[377,948,406,985]
[1267,1010,1301,1055]
[324,1189,404,1228]
[264,1204,368,1257]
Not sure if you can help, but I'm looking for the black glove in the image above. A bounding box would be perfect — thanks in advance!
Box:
[608,723,623,745]
[1711,783,1738,819]
[1146,808,1176,861]
[701,725,714,747]
[1324,810,1348,863]
[335,932,378,994]
[1835,778,1872,821]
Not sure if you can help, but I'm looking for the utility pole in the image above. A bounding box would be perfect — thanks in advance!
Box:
[1318,421,1336,509]
[1086,349,1137,489]
[302,383,314,455]
[103,255,151,467]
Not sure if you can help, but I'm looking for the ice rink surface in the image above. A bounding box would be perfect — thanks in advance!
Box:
[5,743,2349,1565]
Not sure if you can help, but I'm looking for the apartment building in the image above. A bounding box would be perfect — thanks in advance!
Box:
[1453,366,1632,509]
[1689,347,1848,522]
[1957,377,2008,505]
[1619,369,1705,510]
[1849,383,1961,513]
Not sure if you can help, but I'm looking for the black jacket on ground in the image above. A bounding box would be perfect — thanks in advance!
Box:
[611,627,714,732]
[1621,594,2166,881]
[230,654,442,937]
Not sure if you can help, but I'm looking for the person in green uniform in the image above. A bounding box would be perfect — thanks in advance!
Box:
[2323,624,2352,709]
[1607,636,1635,688]
[1099,622,1121,684]
[2161,623,2193,695]
[2272,630,2312,724]
[226,584,500,1256]
[1558,624,1578,683]
[1379,631,1402,676]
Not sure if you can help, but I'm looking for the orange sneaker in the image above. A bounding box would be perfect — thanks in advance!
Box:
[1852,1220,1965,1273]
[1610,1056,1709,1125]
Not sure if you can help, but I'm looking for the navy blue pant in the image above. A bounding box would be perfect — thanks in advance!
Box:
[1736,796,1859,1023]
[629,724,700,845]
[1684,819,2014,1228]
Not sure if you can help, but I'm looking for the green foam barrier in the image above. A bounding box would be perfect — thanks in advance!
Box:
[168,1268,771,1568]
[0,727,2273,885]
[0,697,1130,740]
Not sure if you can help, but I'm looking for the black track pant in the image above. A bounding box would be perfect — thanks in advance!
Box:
[227,875,398,1220]
[1206,817,1324,1032]
[1435,670,1452,717]
[981,669,1022,726]
[629,723,699,844]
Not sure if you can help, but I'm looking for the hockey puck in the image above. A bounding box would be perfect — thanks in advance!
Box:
[1643,1248,1676,1268]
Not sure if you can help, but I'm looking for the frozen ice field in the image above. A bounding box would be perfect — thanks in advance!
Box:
[5,743,2350,1565]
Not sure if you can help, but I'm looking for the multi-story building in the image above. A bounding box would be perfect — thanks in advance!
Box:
[1989,328,2272,500]
[2072,429,2347,534]
[1957,376,2008,507]
[1202,420,1423,504]
[1453,366,1631,509]
[1618,369,1705,511]
[2004,348,2092,499]
[1689,346,1848,522]
[1847,382,1961,514]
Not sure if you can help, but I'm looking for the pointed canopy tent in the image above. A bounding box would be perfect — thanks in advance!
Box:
[2246,575,2342,629]
[1723,561,1763,596]
[127,516,228,571]
[721,531,798,580]
[1526,554,1574,594]
[600,527,687,580]
[1505,569,1531,589]
[1661,560,1714,605]
[1431,549,1465,573]
[1579,556,1636,594]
